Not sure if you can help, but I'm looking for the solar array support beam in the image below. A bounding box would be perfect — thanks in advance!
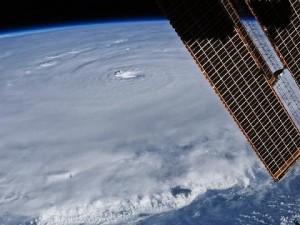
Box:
[245,0,300,89]
[156,0,300,181]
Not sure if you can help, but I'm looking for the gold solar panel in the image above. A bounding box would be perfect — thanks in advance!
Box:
[156,0,300,181]
[245,0,300,89]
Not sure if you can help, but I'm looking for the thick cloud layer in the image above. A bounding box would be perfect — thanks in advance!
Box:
[0,21,296,225]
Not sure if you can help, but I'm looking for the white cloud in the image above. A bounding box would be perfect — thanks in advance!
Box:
[0,21,259,224]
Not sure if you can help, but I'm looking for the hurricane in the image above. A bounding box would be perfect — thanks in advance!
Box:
[0,20,299,225]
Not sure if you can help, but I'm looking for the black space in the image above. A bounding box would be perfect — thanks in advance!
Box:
[0,0,163,32]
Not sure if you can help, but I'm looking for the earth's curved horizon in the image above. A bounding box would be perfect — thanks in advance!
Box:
[0,20,299,225]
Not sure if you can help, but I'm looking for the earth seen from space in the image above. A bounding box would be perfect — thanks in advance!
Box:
[0,20,299,225]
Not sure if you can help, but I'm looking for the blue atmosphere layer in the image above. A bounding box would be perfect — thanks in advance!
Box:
[0,18,166,37]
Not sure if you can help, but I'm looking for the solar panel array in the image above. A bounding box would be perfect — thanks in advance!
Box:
[225,0,274,81]
[156,0,300,180]
[245,0,300,89]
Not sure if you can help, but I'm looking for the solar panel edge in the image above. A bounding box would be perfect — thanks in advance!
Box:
[274,148,300,180]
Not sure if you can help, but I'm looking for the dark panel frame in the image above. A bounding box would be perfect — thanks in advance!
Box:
[156,0,300,181]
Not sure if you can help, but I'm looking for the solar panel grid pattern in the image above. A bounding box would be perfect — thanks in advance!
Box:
[246,0,300,88]
[156,0,300,180]
[226,0,273,80]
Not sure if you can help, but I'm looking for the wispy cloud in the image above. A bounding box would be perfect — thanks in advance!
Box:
[0,21,262,224]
